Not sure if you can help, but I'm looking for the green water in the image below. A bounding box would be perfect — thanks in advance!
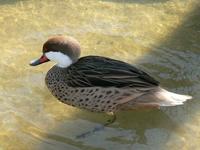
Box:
[0,0,199,149]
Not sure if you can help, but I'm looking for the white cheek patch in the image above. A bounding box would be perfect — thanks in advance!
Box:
[45,51,72,68]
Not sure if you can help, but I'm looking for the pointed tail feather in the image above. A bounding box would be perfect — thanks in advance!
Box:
[120,87,192,110]
[153,88,192,106]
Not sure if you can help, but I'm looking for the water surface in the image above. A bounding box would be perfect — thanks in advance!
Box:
[0,0,199,149]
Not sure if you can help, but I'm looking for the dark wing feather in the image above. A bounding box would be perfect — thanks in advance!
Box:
[66,56,159,88]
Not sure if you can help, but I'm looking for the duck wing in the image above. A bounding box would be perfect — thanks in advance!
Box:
[66,56,159,88]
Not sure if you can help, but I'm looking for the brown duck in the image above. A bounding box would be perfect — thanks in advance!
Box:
[30,35,192,125]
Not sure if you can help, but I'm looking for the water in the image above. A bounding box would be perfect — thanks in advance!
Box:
[0,0,199,149]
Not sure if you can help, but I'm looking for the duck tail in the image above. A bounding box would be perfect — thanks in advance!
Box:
[119,87,192,110]
[152,88,192,106]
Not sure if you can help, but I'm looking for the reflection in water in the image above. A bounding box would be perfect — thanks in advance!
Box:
[36,109,177,150]
[0,0,199,149]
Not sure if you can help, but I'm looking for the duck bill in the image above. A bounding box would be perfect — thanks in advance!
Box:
[30,54,49,66]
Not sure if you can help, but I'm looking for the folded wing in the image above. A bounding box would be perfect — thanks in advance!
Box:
[66,56,159,88]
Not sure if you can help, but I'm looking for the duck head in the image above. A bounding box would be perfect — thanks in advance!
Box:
[30,35,81,68]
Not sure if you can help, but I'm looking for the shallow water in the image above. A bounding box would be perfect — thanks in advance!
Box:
[0,0,200,149]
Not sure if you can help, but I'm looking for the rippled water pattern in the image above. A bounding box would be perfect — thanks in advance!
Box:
[0,0,199,149]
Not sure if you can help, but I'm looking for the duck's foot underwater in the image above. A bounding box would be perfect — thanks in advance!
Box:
[104,113,117,126]
[76,113,117,139]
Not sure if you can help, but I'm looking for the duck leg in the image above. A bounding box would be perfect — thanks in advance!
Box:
[76,113,116,139]
[104,112,117,126]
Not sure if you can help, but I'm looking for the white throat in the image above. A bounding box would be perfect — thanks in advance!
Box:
[45,51,72,68]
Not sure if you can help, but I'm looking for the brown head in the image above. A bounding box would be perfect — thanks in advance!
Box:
[30,35,81,68]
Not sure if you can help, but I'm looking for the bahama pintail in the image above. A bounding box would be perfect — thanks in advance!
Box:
[30,35,192,130]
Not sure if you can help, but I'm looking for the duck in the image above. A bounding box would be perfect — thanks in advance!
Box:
[30,35,192,125]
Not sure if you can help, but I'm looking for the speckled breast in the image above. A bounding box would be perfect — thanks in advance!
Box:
[45,66,126,113]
